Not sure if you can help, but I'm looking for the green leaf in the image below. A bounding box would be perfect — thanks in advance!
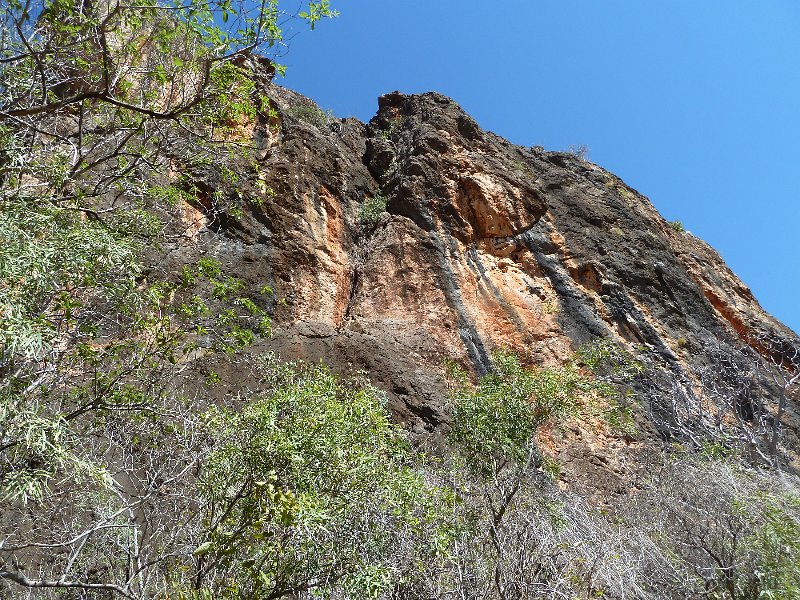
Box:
[193,541,214,556]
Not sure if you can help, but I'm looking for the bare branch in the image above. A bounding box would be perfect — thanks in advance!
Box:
[0,570,133,598]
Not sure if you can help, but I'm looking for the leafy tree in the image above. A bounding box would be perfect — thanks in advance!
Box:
[0,0,336,490]
[448,344,639,480]
[0,353,456,599]
[1,0,335,120]
[449,351,580,465]
[1,0,335,595]
[186,358,453,599]
[0,256,274,597]
[1,0,336,371]
[437,346,644,600]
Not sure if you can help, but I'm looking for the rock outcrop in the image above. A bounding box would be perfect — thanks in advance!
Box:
[167,76,799,489]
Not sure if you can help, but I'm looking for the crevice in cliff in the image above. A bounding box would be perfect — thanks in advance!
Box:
[601,283,679,365]
[696,282,751,341]
[481,223,547,257]
[341,263,361,326]
[693,278,800,371]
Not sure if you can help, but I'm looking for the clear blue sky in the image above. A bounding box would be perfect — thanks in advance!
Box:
[279,1,800,334]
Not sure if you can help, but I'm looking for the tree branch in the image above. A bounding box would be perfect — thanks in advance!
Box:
[0,570,133,598]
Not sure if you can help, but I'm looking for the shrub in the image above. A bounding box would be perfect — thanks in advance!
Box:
[743,494,800,599]
[190,359,453,599]
[359,193,388,230]
[619,456,800,599]
[670,220,686,232]
[576,337,644,381]
[448,351,585,473]
[449,343,643,477]
[286,102,335,129]
[429,349,657,600]
[565,144,590,160]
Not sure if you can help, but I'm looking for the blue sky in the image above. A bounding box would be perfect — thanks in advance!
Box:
[279,1,800,334]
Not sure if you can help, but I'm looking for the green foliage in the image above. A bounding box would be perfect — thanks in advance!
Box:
[438,348,653,600]
[191,359,452,599]
[2,0,337,120]
[285,101,335,129]
[299,0,338,29]
[736,492,800,599]
[670,220,686,232]
[576,337,644,381]
[0,0,337,375]
[359,193,388,230]
[0,198,138,362]
[700,440,739,460]
[449,341,645,480]
[0,394,109,504]
[0,256,269,505]
[576,338,644,436]
[449,351,587,476]
[602,397,639,437]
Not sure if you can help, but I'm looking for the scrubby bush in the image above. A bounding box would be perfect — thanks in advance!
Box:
[420,347,655,600]
[286,102,336,129]
[426,346,800,600]
[670,220,686,232]
[565,144,590,160]
[619,455,800,600]
[448,351,584,473]
[359,194,388,230]
[183,358,455,599]
[1,356,455,599]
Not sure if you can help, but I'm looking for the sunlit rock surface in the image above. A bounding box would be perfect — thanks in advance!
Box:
[165,77,799,491]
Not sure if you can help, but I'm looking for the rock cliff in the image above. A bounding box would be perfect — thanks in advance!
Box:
[167,75,799,488]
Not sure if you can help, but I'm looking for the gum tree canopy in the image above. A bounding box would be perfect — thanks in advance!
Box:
[0,0,336,505]
[1,0,335,120]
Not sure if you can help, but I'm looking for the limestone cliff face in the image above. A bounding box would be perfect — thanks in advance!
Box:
[170,79,799,486]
